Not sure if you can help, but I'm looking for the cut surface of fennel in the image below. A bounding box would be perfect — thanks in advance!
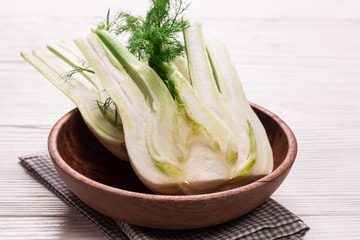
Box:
[184,23,274,178]
[73,29,273,194]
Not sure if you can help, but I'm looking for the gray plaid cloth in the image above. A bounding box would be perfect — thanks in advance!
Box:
[19,152,309,240]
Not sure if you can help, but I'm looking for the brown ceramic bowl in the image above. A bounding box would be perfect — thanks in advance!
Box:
[48,103,297,229]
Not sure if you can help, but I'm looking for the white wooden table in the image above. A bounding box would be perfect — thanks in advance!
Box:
[1,0,360,239]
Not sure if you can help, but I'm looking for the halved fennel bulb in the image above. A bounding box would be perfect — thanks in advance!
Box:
[72,26,273,194]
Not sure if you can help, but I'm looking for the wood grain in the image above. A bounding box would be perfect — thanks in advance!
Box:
[1,0,360,239]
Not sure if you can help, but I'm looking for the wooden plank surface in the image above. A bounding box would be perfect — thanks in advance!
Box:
[1,0,360,239]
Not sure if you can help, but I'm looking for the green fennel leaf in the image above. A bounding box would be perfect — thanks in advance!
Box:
[61,63,95,82]
[100,0,190,81]
[96,97,122,129]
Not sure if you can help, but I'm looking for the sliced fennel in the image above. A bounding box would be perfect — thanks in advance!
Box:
[75,32,184,193]
[21,0,274,195]
[72,29,273,194]
[205,38,274,175]
[21,48,128,160]
[183,23,273,178]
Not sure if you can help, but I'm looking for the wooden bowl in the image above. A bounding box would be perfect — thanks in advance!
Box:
[48,103,297,229]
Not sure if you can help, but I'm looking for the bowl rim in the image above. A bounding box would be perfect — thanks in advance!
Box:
[48,103,297,201]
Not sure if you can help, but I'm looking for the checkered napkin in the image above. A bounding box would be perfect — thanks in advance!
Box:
[19,152,309,240]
